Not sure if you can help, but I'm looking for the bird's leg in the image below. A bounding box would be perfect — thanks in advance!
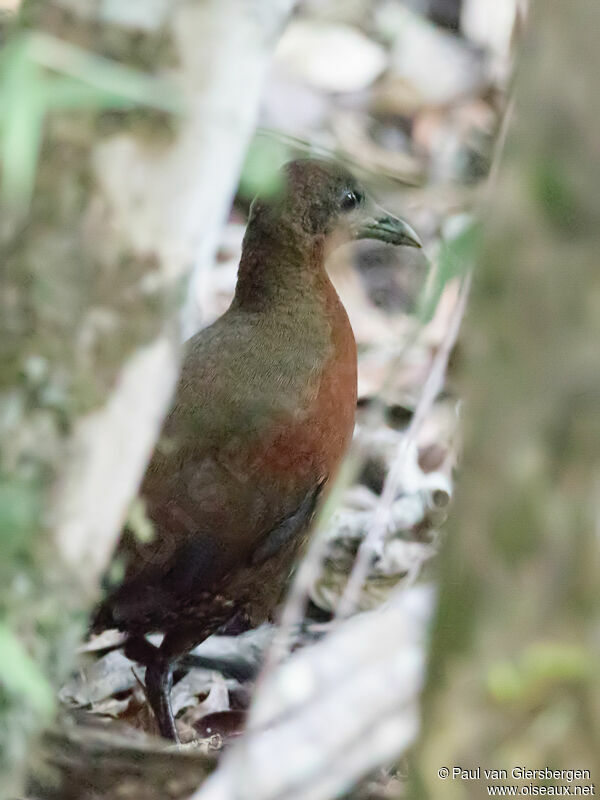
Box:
[124,636,179,742]
[145,655,177,741]
[125,627,223,741]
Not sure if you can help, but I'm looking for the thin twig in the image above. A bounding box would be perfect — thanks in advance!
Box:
[486,92,515,196]
[335,272,472,619]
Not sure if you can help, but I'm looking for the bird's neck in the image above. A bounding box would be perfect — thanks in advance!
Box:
[232,222,333,314]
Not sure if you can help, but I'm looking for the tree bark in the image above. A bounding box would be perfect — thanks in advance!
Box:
[414,1,600,795]
[0,1,294,796]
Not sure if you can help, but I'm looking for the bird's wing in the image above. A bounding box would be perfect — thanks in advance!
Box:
[95,311,330,633]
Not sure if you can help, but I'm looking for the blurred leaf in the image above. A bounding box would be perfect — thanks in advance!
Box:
[521,641,594,683]
[107,556,126,589]
[0,32,182,205]
[0,624,55,718]
[531,159,580,232]
[0,38,44,203]
[28,32,182,113]
[126,496,154,544]
[487,642,594,706]
[0,477,41,557]
[42,76,139,111]
[487,660,524,703]
[239,135,289,200]
[418,216,480,323]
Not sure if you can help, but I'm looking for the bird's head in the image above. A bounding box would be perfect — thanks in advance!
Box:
[247,158,422,251]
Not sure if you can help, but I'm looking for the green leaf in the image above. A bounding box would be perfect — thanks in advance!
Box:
[239,135,289,200]
[0,625,55,718]
[417,216,480,323]
[0,38,45,203]
[487,660,524,703]
[42,75,138,111]
[29,32,182,114]
[126,496,155,544]
[0,478,41,558]
[531,159,580,232]
[522,641,593,683]
[487,642,594,706]
[0,32,182,205]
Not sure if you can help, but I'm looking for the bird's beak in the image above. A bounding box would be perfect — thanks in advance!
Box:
[357,205,422,248]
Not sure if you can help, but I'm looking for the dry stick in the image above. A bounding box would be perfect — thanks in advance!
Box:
[335,271,472,620]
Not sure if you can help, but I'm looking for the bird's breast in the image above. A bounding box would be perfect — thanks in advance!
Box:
[254,280,357,487]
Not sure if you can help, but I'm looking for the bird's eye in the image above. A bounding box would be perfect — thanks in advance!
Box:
[340,190,361,211]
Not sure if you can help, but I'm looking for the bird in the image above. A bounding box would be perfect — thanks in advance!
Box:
[91,158,422,741]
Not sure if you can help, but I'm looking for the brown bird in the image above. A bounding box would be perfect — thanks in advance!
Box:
[92,159,422,740]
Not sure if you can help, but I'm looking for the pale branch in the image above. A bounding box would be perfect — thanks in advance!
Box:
[193,585,434,800]
[1,0,296,795]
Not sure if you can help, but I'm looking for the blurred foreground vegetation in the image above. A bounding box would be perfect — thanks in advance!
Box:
[415,0,600,795]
